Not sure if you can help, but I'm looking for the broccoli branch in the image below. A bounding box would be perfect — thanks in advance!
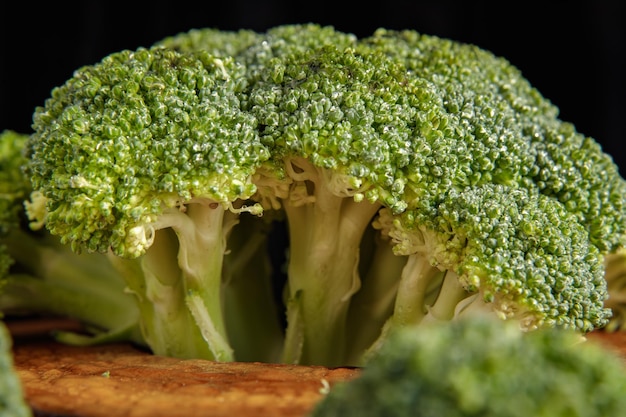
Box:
[279,157,381,366]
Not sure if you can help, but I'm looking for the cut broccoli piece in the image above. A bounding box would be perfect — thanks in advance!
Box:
[0,321,32,417]
[311,316,626,417]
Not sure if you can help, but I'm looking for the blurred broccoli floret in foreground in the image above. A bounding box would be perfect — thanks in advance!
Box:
[310,316,626,417]
[0,321,32,417]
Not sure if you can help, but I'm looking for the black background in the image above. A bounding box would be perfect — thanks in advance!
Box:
[1,1,624,174]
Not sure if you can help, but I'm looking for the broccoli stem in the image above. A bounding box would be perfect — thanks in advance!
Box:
[108,202,235,361]
[392,255,445,325]
[0,230,144,345]
[280,158,380,366]
[174,202,234,361]
[106,237,213,359]
[424,270,469,321]
[362,255,472,362]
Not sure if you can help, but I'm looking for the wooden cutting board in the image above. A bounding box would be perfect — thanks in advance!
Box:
[8,318,626,417]
[8,318,359,417]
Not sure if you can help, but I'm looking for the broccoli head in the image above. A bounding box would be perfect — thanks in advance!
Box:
[21,24,626,367]
[26,46,286,362]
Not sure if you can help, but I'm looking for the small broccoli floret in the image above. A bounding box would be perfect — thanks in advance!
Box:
[0,321,32,417]
[0,130,144,347]
[310,317,626,417]
[27,46,281,361]
[364,184,609,358]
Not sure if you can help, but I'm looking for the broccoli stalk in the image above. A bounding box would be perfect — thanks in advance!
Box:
[1,228,143,346]
[276,157,381,365]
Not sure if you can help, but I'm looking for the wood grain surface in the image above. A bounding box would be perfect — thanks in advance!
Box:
[8,318,626,417]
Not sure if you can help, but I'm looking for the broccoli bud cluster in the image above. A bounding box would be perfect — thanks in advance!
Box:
[2,24,625,367]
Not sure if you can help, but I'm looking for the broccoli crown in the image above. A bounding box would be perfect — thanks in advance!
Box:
[247,44,445,212]
[29,47,268,257]
[359,29,626,253]
[311,317,626,417]
[20,24,626,365]
[397,183,609,330]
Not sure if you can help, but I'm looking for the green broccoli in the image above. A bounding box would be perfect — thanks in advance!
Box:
[155,27,263,58]
[26,47,283,362]
[358,28,626,253]
[310,316,626,417]
[0,130,144,347]
[19,24,626,367]
[0,321,32,417]
[361,183,608,361]
[239,25,619,364]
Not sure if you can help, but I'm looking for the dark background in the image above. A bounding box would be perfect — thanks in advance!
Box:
[1,1,624,173]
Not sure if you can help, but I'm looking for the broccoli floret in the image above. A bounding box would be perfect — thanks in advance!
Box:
[310,317,626,417]
[362,184,609,360]
[22,24,626,367]
[359,29,626,253]
[245,42,432,366]
[26,47,282,361]
[0,321,32,417]
[0,130,144,347]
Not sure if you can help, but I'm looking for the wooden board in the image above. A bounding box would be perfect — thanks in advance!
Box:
[12,337,358,417]
[7,318,626,417]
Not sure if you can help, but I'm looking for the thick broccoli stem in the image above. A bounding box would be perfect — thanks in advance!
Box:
[0,230,144,345]
[173,203,233,362]
[280,158,380,366]
[109,202,234,361]
[106,236,212,359]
